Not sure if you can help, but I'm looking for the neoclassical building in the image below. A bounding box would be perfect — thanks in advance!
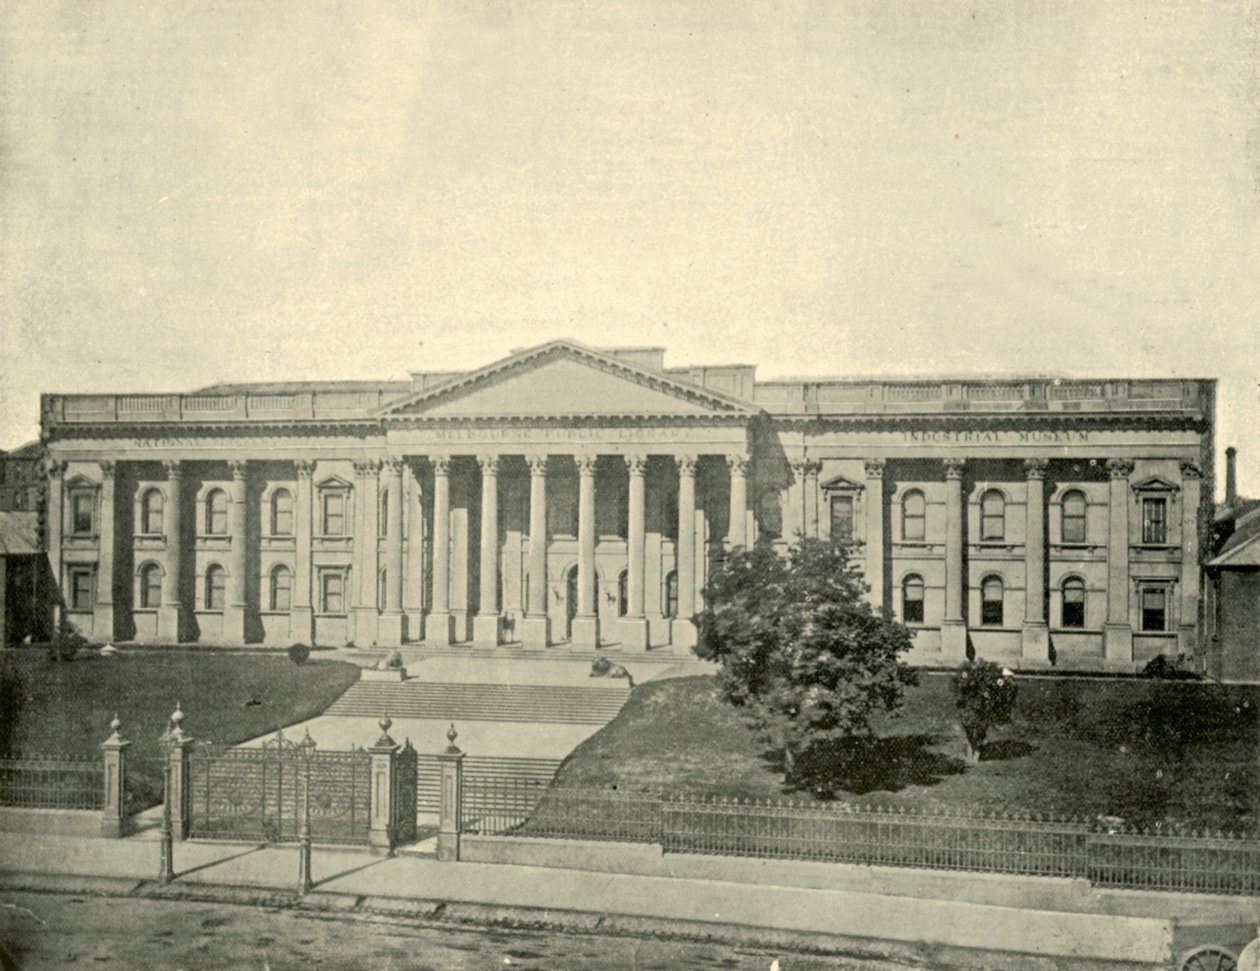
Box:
[39,340,1215,670]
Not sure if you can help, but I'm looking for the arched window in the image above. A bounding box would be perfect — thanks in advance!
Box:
[902,574,924,624]
[139,563,162,609]
[205,489,228,535]
[617,570,629,617]
[980,489,1005,542]
[270,565,292,611]
[141,489,164,535]
[271,489,293,536]
[205,564,226,610]
[981,575,1004,627]
[901,490,926,542]
[665,571,679,619]
[1062,490,1087,543]
[1061,577,1085,628]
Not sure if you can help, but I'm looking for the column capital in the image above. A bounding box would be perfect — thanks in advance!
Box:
[725,454,751,475]
[527,454,549,476]
[943,458,966,480]
[430,454,452,477]
[575,454,598,476]
[382,456,406,475]
[1024,458,1049,480]
[1106,458,1135,479]
[162,460,183,480]
[625,454,649,476]
[45,459,68,479]
[1179,460,1202,480]
[295,459,315,479]
[675,455,697,477]
[99,460,117,480]
[353,458,381,477]
[477,454,499,476]
[863,458,886,479]
[228,459,249,480]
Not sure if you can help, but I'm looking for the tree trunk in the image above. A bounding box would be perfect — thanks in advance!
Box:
[783,745,795,783]
[962,736,981,766]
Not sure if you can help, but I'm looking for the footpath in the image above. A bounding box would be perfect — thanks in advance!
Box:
[2,829,1258,970]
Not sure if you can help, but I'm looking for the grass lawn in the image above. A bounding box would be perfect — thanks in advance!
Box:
[554,673,1260,831]
[0,648,361,808]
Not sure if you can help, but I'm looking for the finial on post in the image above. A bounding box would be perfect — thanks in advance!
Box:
[444,723,462,755]
[374,713,396,749]
[108,714,122,741]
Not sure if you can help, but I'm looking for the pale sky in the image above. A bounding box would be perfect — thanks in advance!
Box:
[2,1,1257,497]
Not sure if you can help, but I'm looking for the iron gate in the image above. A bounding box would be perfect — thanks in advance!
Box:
[188,731,371,845]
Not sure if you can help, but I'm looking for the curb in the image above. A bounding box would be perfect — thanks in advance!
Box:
[0,871,1166,971]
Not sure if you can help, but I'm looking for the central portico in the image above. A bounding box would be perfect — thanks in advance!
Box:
[363,342,755,650]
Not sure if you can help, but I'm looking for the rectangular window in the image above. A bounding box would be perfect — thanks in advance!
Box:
[69,568,93,611]
[830,496,854,542]
[1142,498,1168,545]
[71,493,94,534]
[323,492,345,536]
[321,572,345,613]
[1141,587,1167,632]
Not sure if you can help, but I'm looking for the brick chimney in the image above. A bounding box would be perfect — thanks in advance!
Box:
[1225,446,1238,507]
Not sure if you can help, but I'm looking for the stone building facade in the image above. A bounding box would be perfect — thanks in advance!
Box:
[39,340,1215,671]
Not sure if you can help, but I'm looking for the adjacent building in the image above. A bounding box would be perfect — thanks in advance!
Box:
[1204,447,1260,681]
[38,340,1215,672]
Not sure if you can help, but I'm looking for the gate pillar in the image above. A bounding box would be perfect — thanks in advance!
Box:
[436,724,464,862]
[162,703,194,840]
[368,716,400,856]
[100,716,130,838]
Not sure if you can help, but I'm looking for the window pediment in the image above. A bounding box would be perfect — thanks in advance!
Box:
[820,474,863,492]
[316,474,353,490]
[1131,475,1179,493]
[63,474,98,490]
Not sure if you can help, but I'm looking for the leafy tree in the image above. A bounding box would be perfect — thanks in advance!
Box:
[950,659,1017,764]
[696,538,918,782]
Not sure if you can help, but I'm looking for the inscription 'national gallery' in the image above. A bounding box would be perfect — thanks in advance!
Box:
[40,340,1215,672]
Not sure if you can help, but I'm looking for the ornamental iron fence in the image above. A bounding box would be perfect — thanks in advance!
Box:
[458,780,1260,896]
[0,755,103,810]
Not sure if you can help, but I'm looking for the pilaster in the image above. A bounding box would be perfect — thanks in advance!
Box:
[726,454,749,549]
[1104,458,1135,663]
[941,458,968,660]
[379,457,407,646]
[863,459,886,613]
[672,455,698,649]
[522,455,551,649]
[473,455,502,646]
[45,460,66,629]
[426,455,454,644]
[1178,461,1202,656]
[570,454,599,650]
[222,460,248,644]
[1021,458,1049,662]
[93,461,116,640]
[158,461,184,642]
[290,461,315,643]
[619,454,649,651]
[353,459,380,647]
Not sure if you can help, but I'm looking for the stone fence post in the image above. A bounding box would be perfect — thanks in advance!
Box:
[368,716,399,856]
[436,724,464,862]
[100,716,130,838]
[162,703,193,840]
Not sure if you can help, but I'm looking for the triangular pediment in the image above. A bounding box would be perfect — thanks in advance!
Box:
[63,474,99,489]
[379,341,755,420]
[820,474,864,491]
[1131,475,1179,493]
[316,474,352,489]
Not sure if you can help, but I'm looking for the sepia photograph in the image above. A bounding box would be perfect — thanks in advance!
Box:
[2,1,1259,968]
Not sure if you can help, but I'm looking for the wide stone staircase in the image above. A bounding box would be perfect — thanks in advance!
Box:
[324,680,629,725]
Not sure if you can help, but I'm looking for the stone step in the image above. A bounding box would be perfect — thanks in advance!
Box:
[326,681,628,725]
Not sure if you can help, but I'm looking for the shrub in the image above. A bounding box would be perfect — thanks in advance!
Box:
[48,625,88,662]
[287,643,310,666]
[1141,653,1200,680]
[950,659,1017,764]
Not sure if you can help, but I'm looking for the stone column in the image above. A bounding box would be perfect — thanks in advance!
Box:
[1104,458,1135,664]
[785,459,806,542]
[570,454,599,649]
[367,717,399,857]
[93,461,116,640]
[803,460,821,539]
[1178,461,1202,655]
[726,454,749,549]
[158,461,184,642]
[427,455,454,643]
[223,460,248,644]
[674,455,698,649]
[403,462,426,639]
[353,459,380,647]
[1022,459,1049,662]
[621,454,650,650]
[45,460,66,629]
[473,455,502,645]
[941,458,968,659]
[290,461,315,643]
[436,725,464,862]
[864,460,886,613]
[522,455,550,649]
[379,457,407,645]
[100,716,130,838]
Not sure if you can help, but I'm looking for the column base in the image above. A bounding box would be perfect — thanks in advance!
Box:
[425,611,454,645]
[941,620,968,660]
[521,615,550,650]
[472,614,502,646]
[1104,623,1133,664]
[222,606,246,645]
[1020,622,1049,662]
[92,604,115,642]
[378,611,407,647]
[290,606,314,644]
[354,608,379,647]
[569,615,600,651]
[669,618,697,651]
[616,616,649,652]
[157,606,182,643]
